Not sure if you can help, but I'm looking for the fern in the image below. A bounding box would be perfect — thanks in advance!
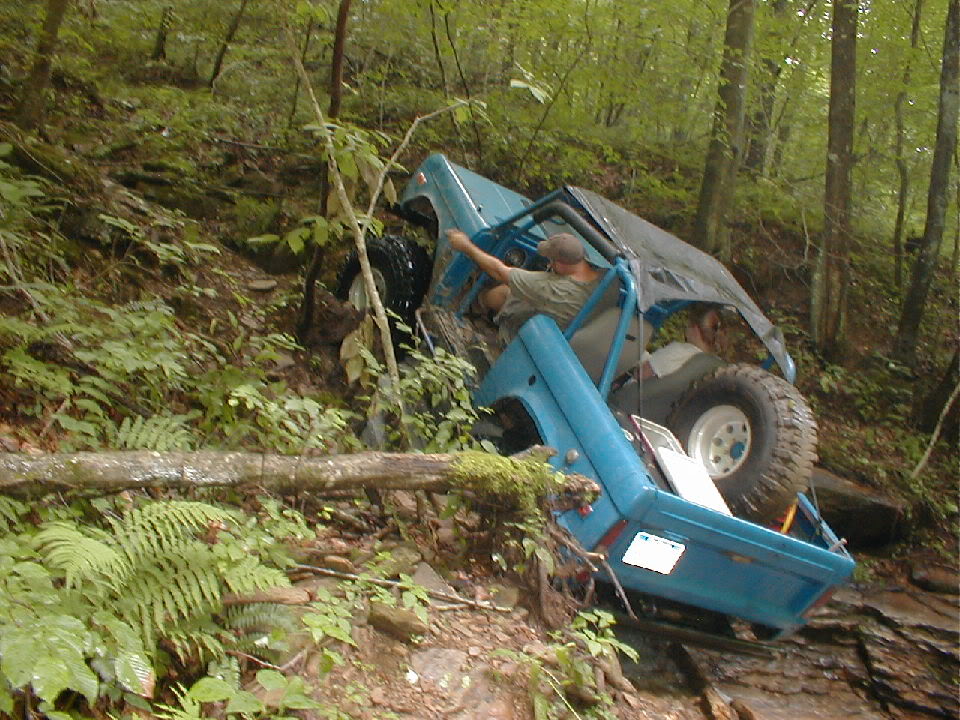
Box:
[223,603,297,659]
[111,414,196,451]
[33,522,127,590]
[0,497,28,532]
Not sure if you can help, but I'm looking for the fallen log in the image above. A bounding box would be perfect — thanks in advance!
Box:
[0,448,600,503]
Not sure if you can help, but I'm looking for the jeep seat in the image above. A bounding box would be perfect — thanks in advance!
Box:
[609,352,725,425]
[569,306,653,386]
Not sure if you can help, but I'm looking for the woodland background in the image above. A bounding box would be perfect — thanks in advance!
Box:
[0,0,957,718]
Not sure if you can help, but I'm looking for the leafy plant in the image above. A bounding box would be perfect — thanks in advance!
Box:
[301,587,359,674]
[155,669,324,720]
[0,494,310,716]
[495,610,637,720]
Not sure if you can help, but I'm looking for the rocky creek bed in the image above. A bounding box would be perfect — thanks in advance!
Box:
[275,551,958,720]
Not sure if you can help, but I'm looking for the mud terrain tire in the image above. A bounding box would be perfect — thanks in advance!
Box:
[336,235,432,343]
[666,363,817,523]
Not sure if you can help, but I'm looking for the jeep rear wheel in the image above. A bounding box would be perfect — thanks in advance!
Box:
[666,364,817,523]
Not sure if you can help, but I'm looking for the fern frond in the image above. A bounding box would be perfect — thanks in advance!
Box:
[112,414,195,451]
[223,603,296,635]
[221,556,289,596]
[111,501,233,564]
[164,615,226,663]
[0,497,28,532]
[33,522,127,590]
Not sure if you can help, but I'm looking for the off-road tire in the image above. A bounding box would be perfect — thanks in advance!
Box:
[666,363,817,523]
[336,235,432,345]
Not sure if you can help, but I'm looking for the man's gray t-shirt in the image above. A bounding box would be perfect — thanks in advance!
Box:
[496,268,599,342]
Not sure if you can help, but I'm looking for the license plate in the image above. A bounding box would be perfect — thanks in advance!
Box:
[622,532,685,574]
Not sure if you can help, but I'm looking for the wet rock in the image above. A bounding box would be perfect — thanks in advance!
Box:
[413,562,457,602]
[488,583,520,609]
[318,554,355,573]
[375,543,422,578]
[702,583,959,720]
[248,278,278,292]
[810,467,908,547]
[367,601,429,642]
[910,564,959,594]
[410,648,467,689]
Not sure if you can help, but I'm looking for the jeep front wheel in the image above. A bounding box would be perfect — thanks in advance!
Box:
[336,235,432,342]
[666,364,817,523]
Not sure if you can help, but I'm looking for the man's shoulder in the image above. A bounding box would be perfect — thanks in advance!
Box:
[509,268,552,291]
[649,342,702,377]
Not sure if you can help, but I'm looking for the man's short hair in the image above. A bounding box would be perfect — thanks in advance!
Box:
[538,233,585,264]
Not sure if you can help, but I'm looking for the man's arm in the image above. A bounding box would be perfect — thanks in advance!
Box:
[446,229,512,285]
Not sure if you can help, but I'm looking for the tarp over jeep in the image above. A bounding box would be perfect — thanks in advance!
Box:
[566,187,793,381]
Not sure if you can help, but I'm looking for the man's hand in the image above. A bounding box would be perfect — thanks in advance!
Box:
[446,228,471,253]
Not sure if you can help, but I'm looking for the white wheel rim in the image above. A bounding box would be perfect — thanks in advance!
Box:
[686,405,751,478]
[348,269,386,310]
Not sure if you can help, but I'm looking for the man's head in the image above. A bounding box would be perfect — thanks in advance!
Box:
[685,304,723,351]
[538,233,585,267]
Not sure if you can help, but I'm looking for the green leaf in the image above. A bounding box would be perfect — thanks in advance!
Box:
[283,227,309,254]
[255,669,286,692]
[0,685,13,714]
[534,546,555,575]
[225,690,264,714]
[189,676,234,702]
[247,234,280,247]
[30,657,73,703]
[115,651,155,697]
[510,78,550,103]
[282,693,322,710]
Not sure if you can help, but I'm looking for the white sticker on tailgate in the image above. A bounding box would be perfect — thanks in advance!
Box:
[622,532,685,574]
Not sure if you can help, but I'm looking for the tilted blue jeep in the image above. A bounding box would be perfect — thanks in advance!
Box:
[338,154,854,640]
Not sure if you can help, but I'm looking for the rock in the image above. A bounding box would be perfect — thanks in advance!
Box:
[701,687,737,720]
[272,352,296,371]
[248,278,278,292]
[910,563,959,594]
[240,313,263,330]
[488,583,520,609]
[809,467,908,547]
[374,544,422,578]
[413,562,458,602]
[367,601,429,642]
[409,648,467,689]
[318,555,355,573]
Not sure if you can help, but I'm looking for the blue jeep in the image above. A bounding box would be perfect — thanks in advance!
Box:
[338,154,854,640]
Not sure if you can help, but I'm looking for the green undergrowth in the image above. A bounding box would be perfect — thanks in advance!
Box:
[0,493,313,718]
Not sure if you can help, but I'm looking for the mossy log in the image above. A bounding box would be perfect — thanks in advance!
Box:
[0,449,599,503]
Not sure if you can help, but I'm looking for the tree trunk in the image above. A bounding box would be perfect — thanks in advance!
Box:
[297,0,352,342]
[894,0,959,364]
[811,0,857,361]
[208,0,251,88]
[744,0,790,175]
[287,18,316,129]
[0,449,597,502]
[892,0,925,290]
[14,0,71,132]
[916,347,959,433]
[150,5,173,62]
[692,0,756,259]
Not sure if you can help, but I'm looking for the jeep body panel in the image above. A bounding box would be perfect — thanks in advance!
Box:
[476,315,853,633]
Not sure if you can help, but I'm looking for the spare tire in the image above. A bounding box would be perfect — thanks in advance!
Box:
[336,235,432,345]
[666,363,817,523]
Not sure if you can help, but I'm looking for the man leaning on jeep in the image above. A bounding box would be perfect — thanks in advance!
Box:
[445,229,602,342]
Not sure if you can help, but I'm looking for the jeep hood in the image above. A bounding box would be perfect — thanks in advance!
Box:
[566,187,793,381]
